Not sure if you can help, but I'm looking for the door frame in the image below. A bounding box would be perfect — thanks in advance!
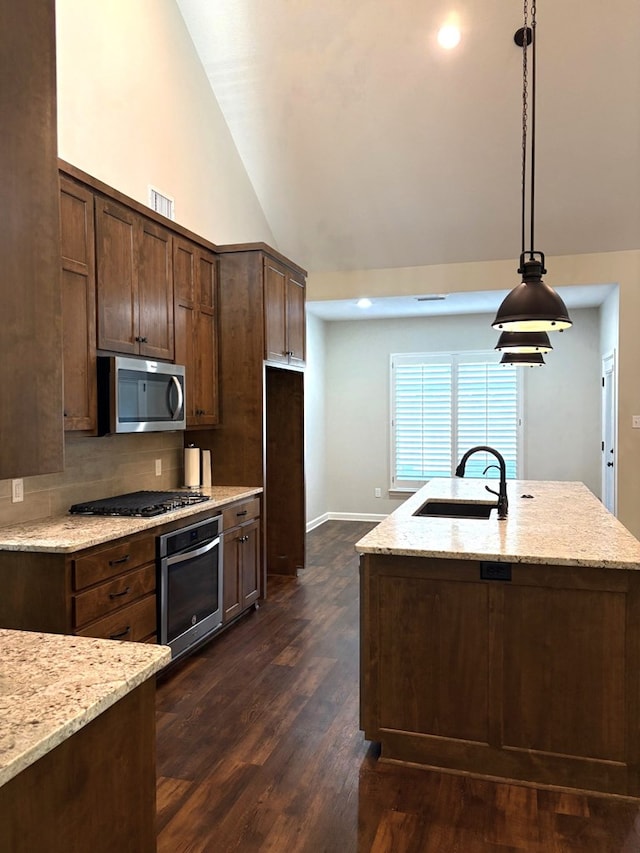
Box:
[601,350,617,515]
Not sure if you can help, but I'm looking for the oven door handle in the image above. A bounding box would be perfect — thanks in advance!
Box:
[165,536,220,566]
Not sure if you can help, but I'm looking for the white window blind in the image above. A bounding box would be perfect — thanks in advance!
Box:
[391,351,521,488]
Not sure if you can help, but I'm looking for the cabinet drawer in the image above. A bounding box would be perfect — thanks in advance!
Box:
[222,497,260,530]
[75,594,156,642]
[73,536,155,590]
[73,564,156,629]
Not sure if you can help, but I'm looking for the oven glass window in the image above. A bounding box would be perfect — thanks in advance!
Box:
[167,541,220,643]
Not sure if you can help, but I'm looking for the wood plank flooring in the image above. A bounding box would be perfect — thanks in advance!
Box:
[156,520,640,852]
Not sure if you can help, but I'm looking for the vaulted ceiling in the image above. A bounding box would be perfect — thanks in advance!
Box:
[176,0,640,281]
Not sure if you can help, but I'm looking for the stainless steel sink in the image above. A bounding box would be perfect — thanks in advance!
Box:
[413,500,496,519]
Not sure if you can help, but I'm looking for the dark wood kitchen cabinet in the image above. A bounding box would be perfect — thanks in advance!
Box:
[264,257,305,366]
[95,197,174,360]
[0,0,63,478]
[173,237,219,427]
[190,244,306,576]
[60,176,97,432]
[222,497,261,623]
[361,552,640,797]
[0,531,157,643]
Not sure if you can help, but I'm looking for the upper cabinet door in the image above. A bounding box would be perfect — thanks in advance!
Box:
[173,237,219,427]
[138,220,174,360]
[60,177,97,432]
[286,275,306,367]
[263,260,288,364]
[95,198,138,355]
[263,258,306,367]
[95,199,174,360]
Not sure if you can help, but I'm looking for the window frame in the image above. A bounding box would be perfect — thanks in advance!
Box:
[390,349,524,492]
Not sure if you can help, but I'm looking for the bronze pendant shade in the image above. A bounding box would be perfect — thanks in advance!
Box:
[495,328,552,353]
[492,254,572,333]
[500,351,545,367]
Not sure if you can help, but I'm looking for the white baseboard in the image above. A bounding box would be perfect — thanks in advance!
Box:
[306,511,387,532]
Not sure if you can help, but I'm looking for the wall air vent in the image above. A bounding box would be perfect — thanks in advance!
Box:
[415,295,447,302]
[149,186,175,220]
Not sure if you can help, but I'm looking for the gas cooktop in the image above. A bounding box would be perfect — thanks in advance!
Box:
[69,490,210,518]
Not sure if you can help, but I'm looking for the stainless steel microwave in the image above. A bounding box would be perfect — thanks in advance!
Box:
[97,355,186,435]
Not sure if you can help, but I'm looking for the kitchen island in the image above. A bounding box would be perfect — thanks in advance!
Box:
[0,629,170,852]
[357,479,640,799]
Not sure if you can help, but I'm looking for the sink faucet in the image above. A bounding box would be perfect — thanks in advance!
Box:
[455,446,508,520]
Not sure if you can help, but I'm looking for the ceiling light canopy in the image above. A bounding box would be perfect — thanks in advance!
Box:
[492,3,572,343]
[495,329,552,353]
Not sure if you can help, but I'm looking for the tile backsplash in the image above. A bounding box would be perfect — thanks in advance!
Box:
[0,432,184,527]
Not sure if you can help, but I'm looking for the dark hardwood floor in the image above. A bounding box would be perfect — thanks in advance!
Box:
[155,520,640,852]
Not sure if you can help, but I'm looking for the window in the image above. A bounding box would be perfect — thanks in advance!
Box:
[391,351,521,489]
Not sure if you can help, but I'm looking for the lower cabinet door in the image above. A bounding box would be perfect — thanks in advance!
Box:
[223,518,260,623]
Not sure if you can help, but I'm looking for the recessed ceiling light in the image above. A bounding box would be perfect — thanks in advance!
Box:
[437,24,461,50]
[357,298,372,309]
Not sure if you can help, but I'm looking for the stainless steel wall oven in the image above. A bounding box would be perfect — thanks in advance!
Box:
[158,514,222,661]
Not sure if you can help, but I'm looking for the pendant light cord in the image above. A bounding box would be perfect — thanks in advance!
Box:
[520,1,529,257]
[530,0,537,258]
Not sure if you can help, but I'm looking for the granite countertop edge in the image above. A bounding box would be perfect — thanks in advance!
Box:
[0,630,171,789]
[355,479,640,570]
[0,485,262,553]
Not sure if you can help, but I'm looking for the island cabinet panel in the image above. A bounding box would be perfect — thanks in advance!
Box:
[173,237,219,427]
[376,574,490,744]
[0,680,157,853]
[360,553,640,798]
[60,176,97,432]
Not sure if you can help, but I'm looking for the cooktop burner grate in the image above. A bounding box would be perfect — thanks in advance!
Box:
[69,490,210,518]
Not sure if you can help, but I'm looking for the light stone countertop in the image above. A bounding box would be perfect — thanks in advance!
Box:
[0,629,171,788]
[356,479,640,569]
[0,486,262,553]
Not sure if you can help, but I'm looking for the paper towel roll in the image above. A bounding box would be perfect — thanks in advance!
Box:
[184,446,200,488]
[201,450,212,487]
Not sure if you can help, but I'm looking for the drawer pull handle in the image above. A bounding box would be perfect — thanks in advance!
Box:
[109,626,131,640]
[109,555,131,566]
[109,587,131,599]
[236,510,248,517]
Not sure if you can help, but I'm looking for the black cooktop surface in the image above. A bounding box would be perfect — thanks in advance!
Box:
[69,490,210,518]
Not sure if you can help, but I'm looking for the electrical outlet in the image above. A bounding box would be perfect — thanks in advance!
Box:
[155,458,162,476]
[374,487,382,498]
[11,479,24,503]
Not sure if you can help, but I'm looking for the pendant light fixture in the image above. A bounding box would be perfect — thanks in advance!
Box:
[495,330,552,353]
[492,1,572,334]
[500,352,545,367]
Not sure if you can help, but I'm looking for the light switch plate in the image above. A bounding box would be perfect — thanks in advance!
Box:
[155,459,162,476]
[633,416,640,429]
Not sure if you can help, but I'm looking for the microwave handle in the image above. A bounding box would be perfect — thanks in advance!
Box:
[169,375,184,420]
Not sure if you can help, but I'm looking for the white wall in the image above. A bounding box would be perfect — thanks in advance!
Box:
[55,0,275,248]
[315,308,602,518]
[304,314,328,528]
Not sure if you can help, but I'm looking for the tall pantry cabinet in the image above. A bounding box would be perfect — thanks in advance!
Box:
[1,0,63,478]
[190,244,306,576]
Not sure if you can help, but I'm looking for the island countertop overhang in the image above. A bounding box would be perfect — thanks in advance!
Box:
[356,478,640,570]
